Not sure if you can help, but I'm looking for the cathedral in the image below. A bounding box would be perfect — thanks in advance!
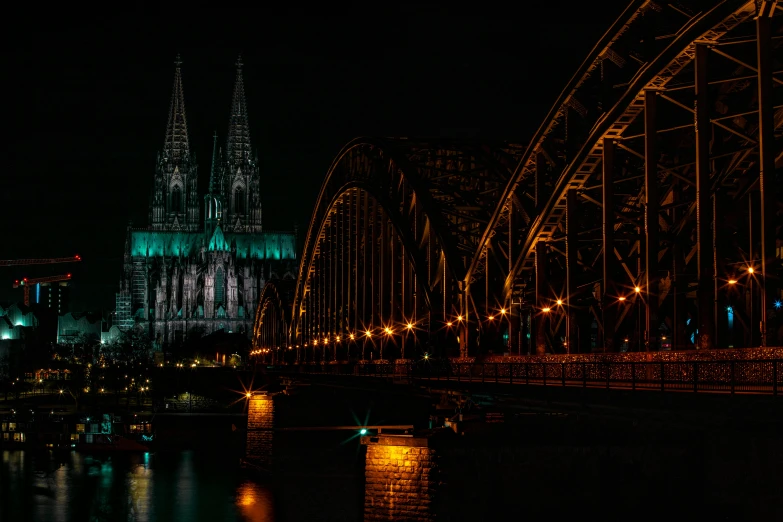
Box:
[115,56,297,348]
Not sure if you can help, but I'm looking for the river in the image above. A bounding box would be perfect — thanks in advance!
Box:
[0,450,276,522]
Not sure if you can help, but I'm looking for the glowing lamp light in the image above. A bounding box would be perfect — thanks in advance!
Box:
[618,297,626,301]
[747,267,754,274]
[634,286,641,293]
[446,322,452,327]
[406,323,413,330]
[246,392,252,398]
[384,327,392,335]
[488,315,494,321]
[500,308,507,315]
[728,279,737,285]
[775,300,782,310]
[424,354,429,360]
[556,299,563,306]
[359,428,367,435]
[457,315,463,322]
[349,333,355,340]
[542,307,551,313]
[59,390,63,394]
[336,336,341,342]
[365,330,372,337]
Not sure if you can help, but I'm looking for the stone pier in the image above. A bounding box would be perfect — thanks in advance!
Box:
[245,392,274,470]
[361,433,439,521]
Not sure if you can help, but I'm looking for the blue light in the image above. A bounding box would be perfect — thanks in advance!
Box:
[775,300,782,310]
[359,428,367,435]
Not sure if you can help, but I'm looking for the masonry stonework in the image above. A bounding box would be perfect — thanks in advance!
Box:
[362,435,439,522]
[246,393,274,470]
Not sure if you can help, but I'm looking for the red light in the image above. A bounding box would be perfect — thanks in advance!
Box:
[67,273,71,278]
[23,278,27,282]
[75,255,81,260]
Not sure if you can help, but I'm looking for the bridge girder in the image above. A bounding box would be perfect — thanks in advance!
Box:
[256,0,781,362]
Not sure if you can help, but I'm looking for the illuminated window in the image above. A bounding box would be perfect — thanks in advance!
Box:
[171,186,182,213]
[234,187,245,214]
[215,267,225,305]
[76,424,85,433]
[8,423,16,432]
[71,433,79,442]
[13,433,23,442]
[2,433,7,441]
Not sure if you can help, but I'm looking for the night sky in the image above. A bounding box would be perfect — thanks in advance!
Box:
[2,5,628,311]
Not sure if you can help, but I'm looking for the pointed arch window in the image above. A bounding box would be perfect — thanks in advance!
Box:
[234,187,245,215]
[171,186,182,213]
[215,267,225,305]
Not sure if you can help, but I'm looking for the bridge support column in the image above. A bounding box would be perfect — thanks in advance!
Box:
[695,44,715,349]
[644,90,660,351]
[535,243,549,355]
[362,433,440,521]
[756,10,776,347]
[602,138,617,352]
[566,187,578,354]
[245,392,275,471]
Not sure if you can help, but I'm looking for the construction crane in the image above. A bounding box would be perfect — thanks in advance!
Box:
[13,274,72,307]
[0,255,81,267]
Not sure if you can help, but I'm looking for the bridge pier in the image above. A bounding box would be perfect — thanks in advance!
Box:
[245,392,275,471]
[362,433,440,522]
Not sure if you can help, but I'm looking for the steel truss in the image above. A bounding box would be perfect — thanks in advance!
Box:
[255,0,782,362]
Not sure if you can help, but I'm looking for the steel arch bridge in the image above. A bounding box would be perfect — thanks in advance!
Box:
[254,0,782,364]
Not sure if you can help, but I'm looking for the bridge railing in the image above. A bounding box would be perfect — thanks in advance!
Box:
[270,358,782,395]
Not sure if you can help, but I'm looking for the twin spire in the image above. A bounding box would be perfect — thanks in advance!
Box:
[227,56,252,164]
[163,54,189,160]
[162,54,251,165]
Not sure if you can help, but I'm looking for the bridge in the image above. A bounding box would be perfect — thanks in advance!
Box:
[253,1,783,374]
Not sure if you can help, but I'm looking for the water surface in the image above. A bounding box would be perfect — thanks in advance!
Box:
[0,450,274,522]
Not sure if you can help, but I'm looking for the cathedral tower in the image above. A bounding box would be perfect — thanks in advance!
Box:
[222,56,262,233]
[150,55,200,231]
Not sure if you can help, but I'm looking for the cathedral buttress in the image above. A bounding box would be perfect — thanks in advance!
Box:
[151,55,199,232]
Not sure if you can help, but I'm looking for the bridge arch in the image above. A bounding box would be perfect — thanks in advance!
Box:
[467,0,780,355]
[289,138,521,361]
[252,279,295,364]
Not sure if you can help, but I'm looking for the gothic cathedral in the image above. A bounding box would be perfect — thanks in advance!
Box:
[115,56,297,348]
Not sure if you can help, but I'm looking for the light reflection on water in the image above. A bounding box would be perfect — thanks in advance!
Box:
[0,450,274,522]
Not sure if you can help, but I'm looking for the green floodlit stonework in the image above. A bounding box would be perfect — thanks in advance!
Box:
[114,56,297,348]
[130,228,296,260]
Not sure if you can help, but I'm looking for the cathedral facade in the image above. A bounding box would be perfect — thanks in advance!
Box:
[116,57,297,348]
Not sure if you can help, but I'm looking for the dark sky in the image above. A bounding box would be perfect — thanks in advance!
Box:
[1,5,628,311]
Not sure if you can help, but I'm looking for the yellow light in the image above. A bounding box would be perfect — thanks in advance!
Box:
[336,336,341,342]
[728,279,737,285]
[457,315,463,322]
[747,267,754,274]
[618,296,626,301]
[542,307,551,313]
[59,390,63,394]
[500,308,506,315]
[488,315,494,321]
[191,363,196,367]
[349,333,355,340]
[634,286,641,293]
[406,323,413,330]
[246,392,252,398]
[384,327,392,335]
[314,339,318,345]
[365,330,372,337]
[624,338,629,342]
[556,299,562,306]
[446,322,452,327]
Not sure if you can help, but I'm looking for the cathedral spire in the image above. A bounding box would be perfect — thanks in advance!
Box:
[226,55,251,163]
[164,54,189,160]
